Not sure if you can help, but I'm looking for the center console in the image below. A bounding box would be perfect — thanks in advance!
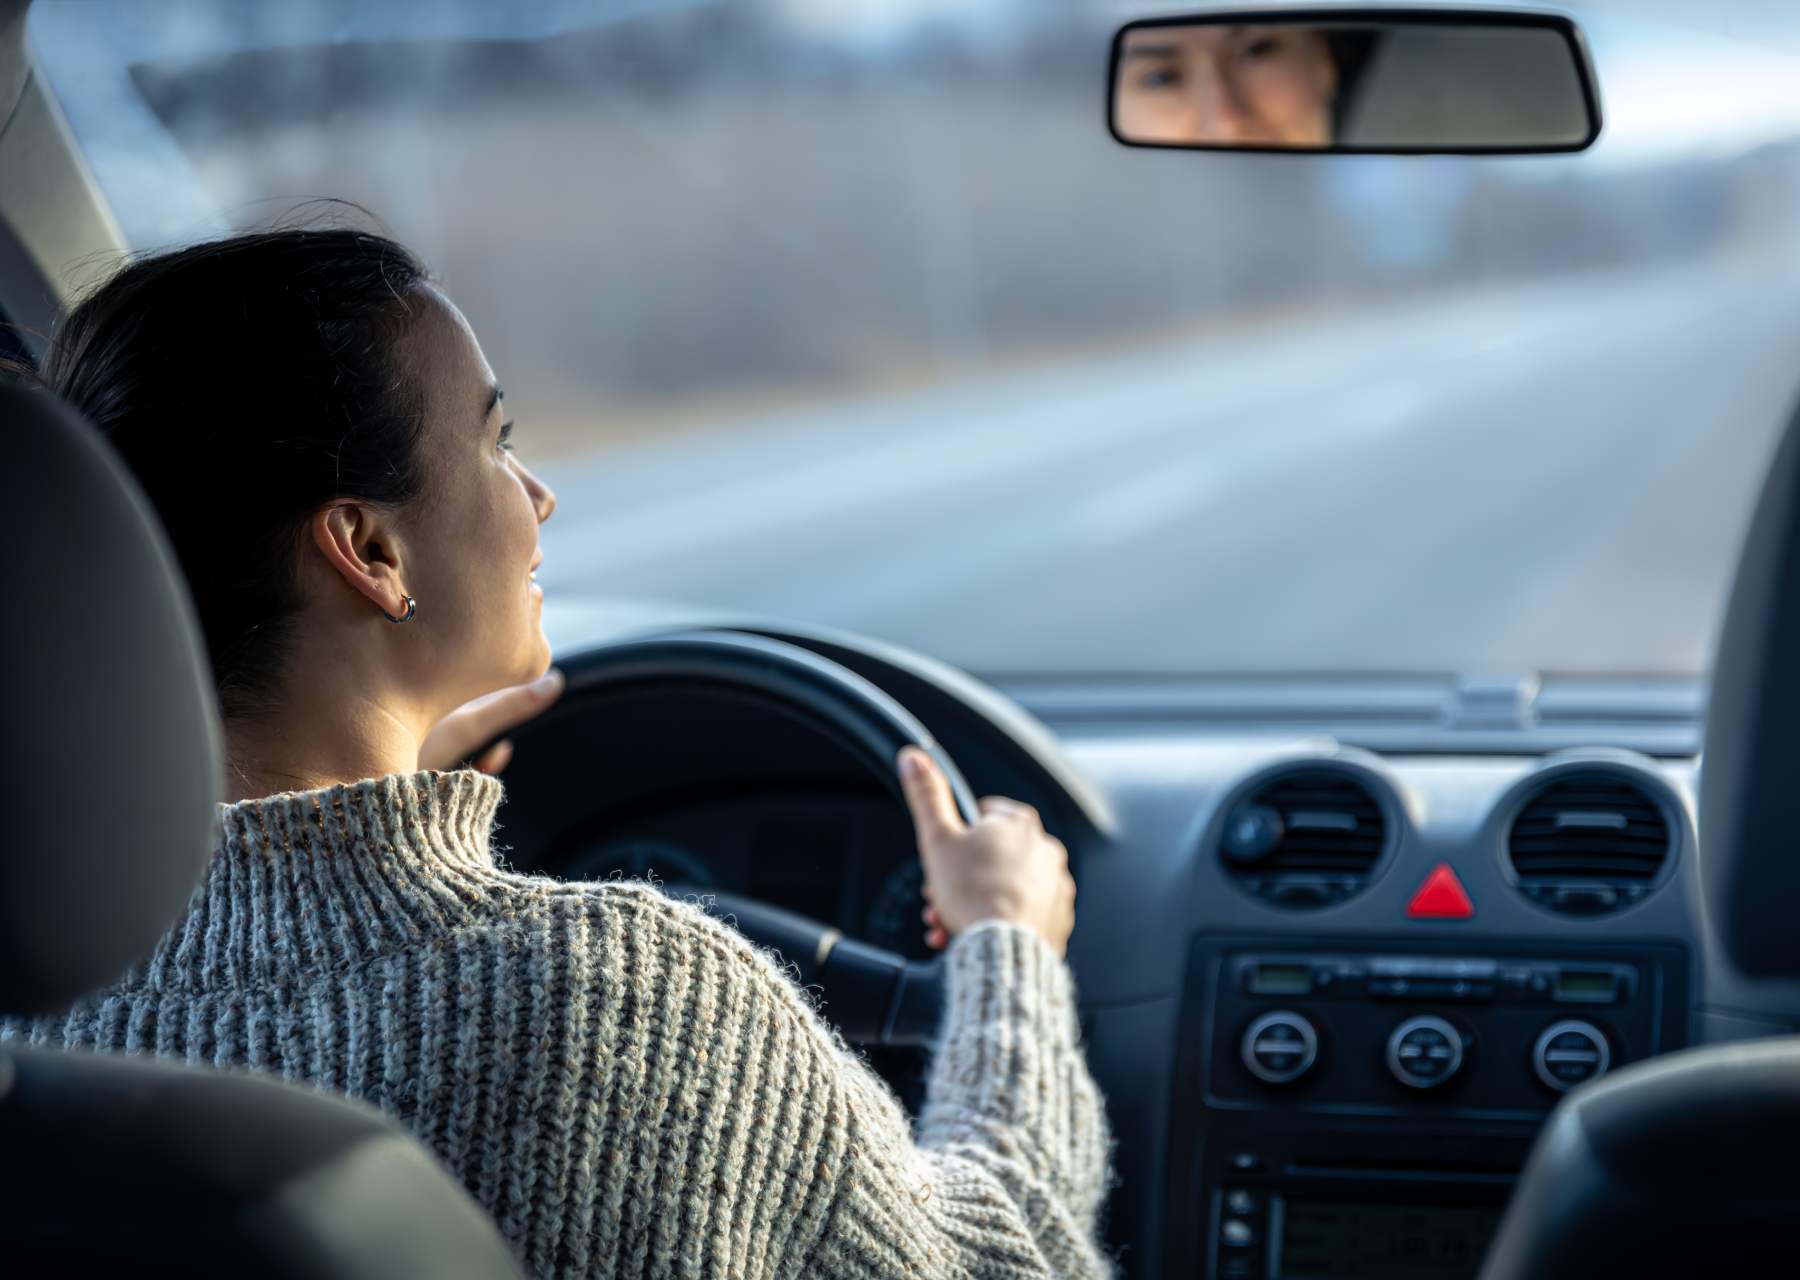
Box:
[1165,935,1690,1279]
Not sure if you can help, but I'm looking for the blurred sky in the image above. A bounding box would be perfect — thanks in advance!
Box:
[29,0,1800,249]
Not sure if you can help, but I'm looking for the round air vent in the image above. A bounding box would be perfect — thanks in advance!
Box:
[1219,767,1389,908]
[1505,770,1673,915]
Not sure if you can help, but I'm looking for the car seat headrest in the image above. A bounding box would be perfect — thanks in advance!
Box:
[1701,395,1800,977]
[0,383,221,1014]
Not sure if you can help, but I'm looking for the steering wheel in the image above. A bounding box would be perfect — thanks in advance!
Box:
[477,628,984,1048]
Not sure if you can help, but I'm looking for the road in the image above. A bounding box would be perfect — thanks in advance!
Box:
[535,252,1800,678]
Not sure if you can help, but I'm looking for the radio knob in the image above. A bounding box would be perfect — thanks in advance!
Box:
[1533,1020,1611,1092]
[1240,1010,1319,1084]
[1387,1015,1465,1088]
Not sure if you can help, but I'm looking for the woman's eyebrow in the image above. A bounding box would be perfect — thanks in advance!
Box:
[483,383,504,421]
[1124,43,1181,60]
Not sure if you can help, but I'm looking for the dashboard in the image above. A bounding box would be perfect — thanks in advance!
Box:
[1059,736,1701,1280]
[502,618,1762,1280]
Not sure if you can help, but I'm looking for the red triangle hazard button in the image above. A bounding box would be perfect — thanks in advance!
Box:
[1407,863,1474,920]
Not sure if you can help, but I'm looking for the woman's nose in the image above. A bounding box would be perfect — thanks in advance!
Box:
[1190,61,1255,141]
[521,462,556,523]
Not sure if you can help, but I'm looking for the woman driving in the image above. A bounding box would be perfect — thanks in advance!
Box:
[0,228,1112,1277]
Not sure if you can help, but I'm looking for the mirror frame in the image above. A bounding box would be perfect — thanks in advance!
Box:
[1107,6,1603,155]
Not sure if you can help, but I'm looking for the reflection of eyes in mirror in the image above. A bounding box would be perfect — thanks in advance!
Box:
[1116,24,1346,148]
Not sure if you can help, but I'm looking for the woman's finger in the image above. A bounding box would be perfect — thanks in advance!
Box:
[464,668,564,742]
[978,795,1039,826]
[419,668,564,768]
[472,739,514,775]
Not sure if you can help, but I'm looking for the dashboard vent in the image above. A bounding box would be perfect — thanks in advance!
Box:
[1219,768,1388,908]
[1506,772,1672,914]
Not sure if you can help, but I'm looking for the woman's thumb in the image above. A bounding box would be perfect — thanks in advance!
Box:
[898,746,963,842]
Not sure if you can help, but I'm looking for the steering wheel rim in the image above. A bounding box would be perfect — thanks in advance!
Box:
[475,627,981,1047]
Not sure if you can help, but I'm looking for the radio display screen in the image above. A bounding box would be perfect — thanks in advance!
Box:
[1247,963,1313,996]
[1277,1199,1503,1279]
[1554,970,1616,1001]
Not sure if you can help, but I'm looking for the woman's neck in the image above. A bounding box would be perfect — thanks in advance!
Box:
[222,692,427,804]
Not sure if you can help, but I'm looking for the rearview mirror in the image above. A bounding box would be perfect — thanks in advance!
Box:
[1109,8,1600,154]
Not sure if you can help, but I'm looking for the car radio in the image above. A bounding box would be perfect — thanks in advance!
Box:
[1231,952,1637,1097]
[1203,942,1682,1115]
[1165,936,1691,1278]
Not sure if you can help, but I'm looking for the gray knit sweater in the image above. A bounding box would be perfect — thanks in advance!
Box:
[2,769,1112,1277]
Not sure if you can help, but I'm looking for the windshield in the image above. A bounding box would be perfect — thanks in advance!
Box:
[31,0,1800,678]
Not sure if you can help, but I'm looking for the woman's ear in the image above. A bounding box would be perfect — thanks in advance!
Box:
[309,502,409,617]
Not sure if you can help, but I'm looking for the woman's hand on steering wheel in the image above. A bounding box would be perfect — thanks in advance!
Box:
[898,746,1076,958]
[420,667,566,775]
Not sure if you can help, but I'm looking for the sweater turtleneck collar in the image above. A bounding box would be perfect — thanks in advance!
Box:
[135,769,509,994]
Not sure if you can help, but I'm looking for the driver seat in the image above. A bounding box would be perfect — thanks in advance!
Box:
[0,382,524,1278]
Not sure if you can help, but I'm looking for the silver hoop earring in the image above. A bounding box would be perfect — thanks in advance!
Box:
[384,595,417,625]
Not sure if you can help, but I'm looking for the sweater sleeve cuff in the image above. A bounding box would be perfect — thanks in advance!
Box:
[926,920,1083,1116]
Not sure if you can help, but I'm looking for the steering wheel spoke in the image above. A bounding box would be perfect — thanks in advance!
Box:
[696,890,945,1048]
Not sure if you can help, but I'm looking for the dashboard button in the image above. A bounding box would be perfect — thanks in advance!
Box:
[1240,1011,1319,1085]
[1387,1015,1466,1088]
[1221,1219,1255,1248]
[1534,1020,1611,1092]
[1225,1189,1259,1217]
[1406,862,1475,919]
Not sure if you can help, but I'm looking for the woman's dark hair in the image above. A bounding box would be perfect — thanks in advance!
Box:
[36,227,434,722]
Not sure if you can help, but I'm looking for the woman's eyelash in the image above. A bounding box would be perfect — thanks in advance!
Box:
[498,420,516,452]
